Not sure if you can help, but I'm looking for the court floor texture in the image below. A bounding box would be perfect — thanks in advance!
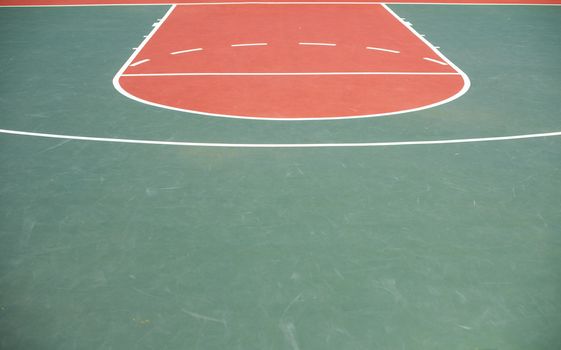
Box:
[0,1,560,349]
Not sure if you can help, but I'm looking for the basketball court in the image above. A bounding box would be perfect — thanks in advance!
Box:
[0,0,560,349]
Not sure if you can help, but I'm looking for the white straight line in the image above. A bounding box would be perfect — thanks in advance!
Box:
[120,71,461,76]
[3,3,561,8]
[1,128,561,148]
[129,59,150,67]
[231,43,268,47]
[366,47,400,54]
[374,2,561,5]
[423,57,448,65]
[170,48,203,55]
[0,2,378,8]
[299,42,337,47]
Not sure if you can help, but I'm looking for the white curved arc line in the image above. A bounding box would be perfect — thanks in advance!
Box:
[112,82,467,121]
[1,128,561,148]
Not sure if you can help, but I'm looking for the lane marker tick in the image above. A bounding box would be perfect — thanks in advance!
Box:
[231,43,268,47]
[130,59,150,67]
[299,42,336,47]
[366,46,400,54]
[423,57,448,66]
[171,48,203,55]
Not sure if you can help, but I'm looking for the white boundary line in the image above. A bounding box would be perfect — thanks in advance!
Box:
[121,71,461,76]
[2,2,561,8]
[112,3,471,121]
[1,128,560,148]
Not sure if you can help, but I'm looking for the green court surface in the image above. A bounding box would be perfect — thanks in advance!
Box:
[1,4,561,350]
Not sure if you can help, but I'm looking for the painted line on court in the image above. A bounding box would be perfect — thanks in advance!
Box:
[2,2,561,8]
[171,47,203,55]
[366,47,400,54]
[231,42,268,47]
[423,57,448,65]
[121,71,461,76]
[130,58,151,66]
[298,42,337,46]
[1,128,560,148]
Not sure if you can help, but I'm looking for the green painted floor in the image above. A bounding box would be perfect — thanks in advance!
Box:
[1,4,560,350]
